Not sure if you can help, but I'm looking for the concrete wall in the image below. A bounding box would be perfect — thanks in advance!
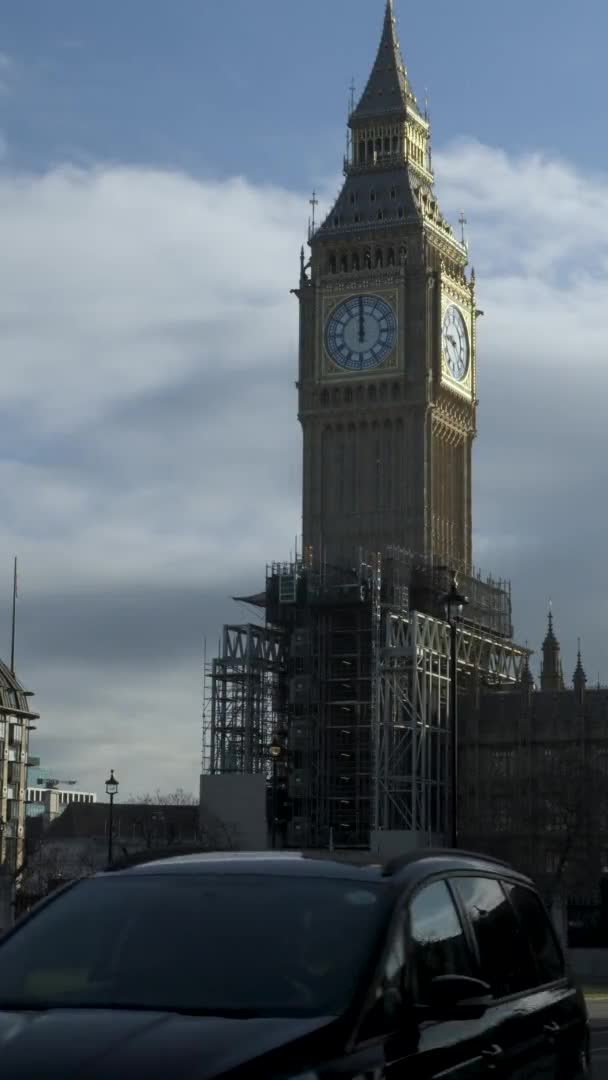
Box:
[200,774,267,851]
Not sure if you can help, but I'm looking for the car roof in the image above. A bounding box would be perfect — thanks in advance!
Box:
[98,847,533,890]
[102,850,384,882]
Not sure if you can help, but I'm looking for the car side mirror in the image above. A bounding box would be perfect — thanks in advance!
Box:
[358,986,410,1041]
[428,974,492,1019]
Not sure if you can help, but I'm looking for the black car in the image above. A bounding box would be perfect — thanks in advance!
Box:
[0,848,590,1079]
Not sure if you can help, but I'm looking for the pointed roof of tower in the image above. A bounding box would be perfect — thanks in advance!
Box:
[351,0,418,122]
[540,603,565,691]
[543,605,557,646]
[521,645,535,688]
[573,639,587,687]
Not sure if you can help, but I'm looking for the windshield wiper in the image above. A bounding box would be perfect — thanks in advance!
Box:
[0,1001,51,1012]
[0,1001,273,1018]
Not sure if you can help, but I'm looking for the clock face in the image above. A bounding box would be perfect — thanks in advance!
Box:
[442,305,469,382]
[325,295,397,372]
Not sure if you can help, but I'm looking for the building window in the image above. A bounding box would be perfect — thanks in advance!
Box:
[328,254,336,274]
[375,249,383,268]
[370,190,376,203]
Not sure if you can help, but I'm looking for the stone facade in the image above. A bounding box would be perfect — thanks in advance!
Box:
[460,619,606,900]
[296,0,477,575]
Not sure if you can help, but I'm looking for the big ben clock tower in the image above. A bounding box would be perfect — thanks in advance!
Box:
[297,0,477,574]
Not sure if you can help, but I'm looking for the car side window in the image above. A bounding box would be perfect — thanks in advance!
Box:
[503,882,564,986]
[453,876,536,999]
[408,879,475,1005]
[357,911,408,1041]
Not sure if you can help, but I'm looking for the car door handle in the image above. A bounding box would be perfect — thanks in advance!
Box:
[482,1043,504,1066]
[544,1020,561,1041]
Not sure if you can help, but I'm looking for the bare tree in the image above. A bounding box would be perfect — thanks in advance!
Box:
[128,788,198,806]
[464,738,604,909]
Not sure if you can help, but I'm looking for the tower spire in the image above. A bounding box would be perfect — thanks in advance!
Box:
[540,604,564,691]
[350,0,418,122]
[573,637,587,705]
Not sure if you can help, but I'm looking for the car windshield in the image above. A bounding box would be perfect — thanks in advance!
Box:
[0,872,385,1017]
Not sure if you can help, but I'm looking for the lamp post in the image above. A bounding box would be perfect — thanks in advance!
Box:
[105,770,119,865]
[443,574,468,849]
[270,736,281,850]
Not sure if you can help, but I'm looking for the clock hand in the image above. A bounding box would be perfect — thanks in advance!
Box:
[358,297,365,344]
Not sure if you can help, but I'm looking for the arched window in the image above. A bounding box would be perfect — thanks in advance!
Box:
[321,389,330,407]
[398,207,404,219]
[344,387,353,404]
[329,254,337,274]
[375,249,383,268]
[392,135,399,153]
[392,382,401,401]
[377,210,383,221]
[352,252,360,271]
[384,136,391,154]
[387,248,395,267]
[340,253,348,273]
[364,249,372,269]
[370,189,376,203]
[376,138,382,156]
[391,187,396,200]
[368,385,377,403]
[358,141,365,163]
[400,245,407,264]
[367,139,373,159]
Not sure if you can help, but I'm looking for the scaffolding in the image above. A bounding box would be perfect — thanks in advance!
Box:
[373,608,528,841]
[203,553,529,850]
[203,624,286,776]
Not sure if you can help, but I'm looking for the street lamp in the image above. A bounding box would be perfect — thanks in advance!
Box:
[443,574,468,849]
[105,770,119,865]
[270,736,282,850]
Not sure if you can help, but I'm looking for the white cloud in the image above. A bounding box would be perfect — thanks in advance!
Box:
[1,143,607,792]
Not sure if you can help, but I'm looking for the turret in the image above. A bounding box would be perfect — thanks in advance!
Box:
[573,639,587,706]
[540,607,565,691]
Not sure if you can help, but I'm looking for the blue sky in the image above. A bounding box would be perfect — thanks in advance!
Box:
[1,1,608,795]
[3,0,607,182]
